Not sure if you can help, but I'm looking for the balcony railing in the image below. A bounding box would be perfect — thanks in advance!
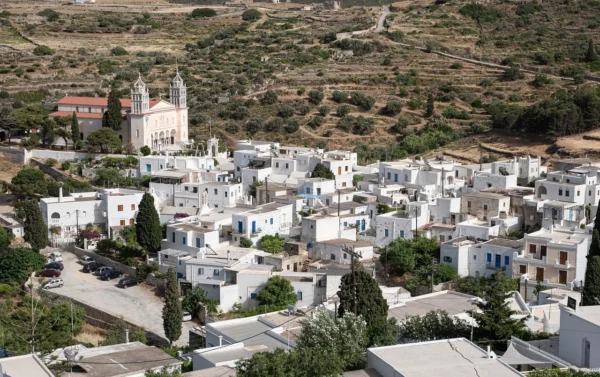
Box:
[486,263,507,271]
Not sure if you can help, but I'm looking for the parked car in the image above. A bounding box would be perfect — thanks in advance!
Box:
[80,255,94,264]
[182,310,192,322]
[101,270,123,281]
[43,278,63,289]
[50,252,63,262]
[83,262,102,273]
[117,277,139,288]
[44,262,64,271]
[94,266,112,276]
[37,269,61,278]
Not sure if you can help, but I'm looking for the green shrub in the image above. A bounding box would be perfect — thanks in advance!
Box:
[191,8,217,18]
[308,89,324,105]
[318,105,330,116]
[531,74,553,88]
[349,92,375,110]
[442,106,471,119]
[38,8,60,22]
[308,115,325,129]
[459,4,502,22]
[61,161,71,171]
[33,45,55,56]
[382,100,403,116]
[277,104,295,119]
[242,9,262,22]
[331,90,347,103]
[284,119,300,133]
[45,158,57,167]
[336,104,351,117]
[110,46,128,56]
[501,67,524,81]
[450,62,463,70]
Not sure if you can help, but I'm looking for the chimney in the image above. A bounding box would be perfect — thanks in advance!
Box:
[125,329,129,344]
[59,187,63,202]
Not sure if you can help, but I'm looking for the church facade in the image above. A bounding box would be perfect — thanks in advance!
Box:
[50,72,189,150]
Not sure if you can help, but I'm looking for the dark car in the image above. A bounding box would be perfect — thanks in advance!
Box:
[37,269,61,278]
[117,277,139,288]
[44,262,64,271]
[82,262,102,273]
[101,270,123,281]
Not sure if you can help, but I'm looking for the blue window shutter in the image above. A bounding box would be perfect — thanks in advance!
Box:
[385,229,389,237]
[172,232,175,242]
[487,253,492,263]
[182,236,186,245]
[505,256,510,265]
[196,238,200,248]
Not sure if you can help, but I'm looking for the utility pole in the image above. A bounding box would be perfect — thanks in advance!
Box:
[414,205,418,238]
[431,257,436,293]
[265,177,269,204]
[337,190,341,216]
[479,143,483,172]
[441,167,445,198]
[342,244,362,316]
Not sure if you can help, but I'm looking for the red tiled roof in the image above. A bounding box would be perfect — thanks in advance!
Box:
[58,97,164,110]
[58,96,132,108]
[49,111,104,119]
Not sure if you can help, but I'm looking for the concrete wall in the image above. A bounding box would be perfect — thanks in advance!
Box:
[559,307,600,368]
[30,149,128,163]
[0,146,27,164]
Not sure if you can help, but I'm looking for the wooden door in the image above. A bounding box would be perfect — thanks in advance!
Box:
[541,246,547,258]
[560,251,568,265]
[536,267,544,282]
[559,270,567,284]
[529,244,536,254]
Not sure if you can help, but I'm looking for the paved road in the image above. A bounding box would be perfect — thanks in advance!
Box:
[41,251,195,347]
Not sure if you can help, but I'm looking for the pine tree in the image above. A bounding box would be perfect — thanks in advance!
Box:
[471,273,526,340]
[135,193,162,254]
[587,39,599,63]
[104,89,123,131]
[425,93,435,118]
[582,256,600,306]
[338,268,398,346]
[162,268,182,345]
[71,111,80,149]
[22,200,48,251]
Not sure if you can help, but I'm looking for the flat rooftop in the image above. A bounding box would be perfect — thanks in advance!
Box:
[564,305,600,326]
[526,229,589,245]
[483,238,523,249]
[388,291,478,321]
[368,338,523,377]
[318,238,372,248]
[0,354,54,377]
[461,191,509,200]
[73,346,180,377]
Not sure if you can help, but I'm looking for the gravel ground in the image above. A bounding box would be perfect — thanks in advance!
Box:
[42,250,196,347]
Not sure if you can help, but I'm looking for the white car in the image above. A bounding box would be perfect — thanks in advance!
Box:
[43,278,64,290]
[80,255,94,264]
[51,252,63,262]
[182,310,192,322]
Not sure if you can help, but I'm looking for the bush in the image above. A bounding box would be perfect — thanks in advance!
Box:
[332,90,347,103]
[265,118,283,132]
[308,115,325,129]
[450,62,463,69]
[242,9,262,22]
[459,4,503,22]
[308,89,324,105]
[382,100,403,116]
[246,118,263,135]
[318,105,330,116]
[261,89,278,105]
[284,119,300,133]
[277,104,295,118]
[239,237,253,247]
[442,106,471,119]
[501,67,524,81]
[391,116,409,133]
[45,158,58,167]
[531,74,553,88]
[349,92,375,110]
[140,145,151,156]
[33,45,54,56]
[38,8,60,22]
[110,46,128,56]
[60,161,71,171]
[191,8,217,18]
[337,104,351,117]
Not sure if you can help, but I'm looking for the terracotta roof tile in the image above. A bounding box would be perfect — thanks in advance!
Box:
[58,96,132,108]
[49,111,104,119]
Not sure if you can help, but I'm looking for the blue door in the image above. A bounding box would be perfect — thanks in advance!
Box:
[361,219,366,231]
[238,221,243,233]
[252,221,256,233]
[495,254,501,268]
[394,173,398,183]
[146,164,151,172]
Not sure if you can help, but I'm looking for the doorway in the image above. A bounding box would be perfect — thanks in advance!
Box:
[559,251,568,265]
[536,267,544,282]
[559,270,567,285]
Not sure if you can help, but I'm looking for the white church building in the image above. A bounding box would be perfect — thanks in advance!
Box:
[50,72,189,151]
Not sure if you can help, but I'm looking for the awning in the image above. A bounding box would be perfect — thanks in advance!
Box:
[500,340,565,368]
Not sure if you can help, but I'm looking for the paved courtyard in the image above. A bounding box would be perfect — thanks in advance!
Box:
[42,250,196,347]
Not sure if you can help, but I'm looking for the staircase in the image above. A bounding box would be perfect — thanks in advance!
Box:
[301,258,312,272]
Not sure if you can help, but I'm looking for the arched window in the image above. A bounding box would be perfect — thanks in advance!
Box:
[51,212,60,219]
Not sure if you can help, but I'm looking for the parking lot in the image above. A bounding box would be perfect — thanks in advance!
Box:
[42,250,195,347]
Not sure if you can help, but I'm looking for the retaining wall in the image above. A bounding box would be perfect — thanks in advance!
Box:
[31,159,72,182]
[0,146,27,164]
[30,149,128,163]
[41,290,169,347]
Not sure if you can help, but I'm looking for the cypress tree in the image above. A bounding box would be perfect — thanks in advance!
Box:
[594,198,600,231]
[587,39,599,63]
[23,200,48,251]
[162,268,182,345]
[338,268,398,346]
[104,89,122,131]
[590,230,600,259]
[71,111,80,149]
[425,93,435,118]
[135,193,162,254]
[582,256,600,306]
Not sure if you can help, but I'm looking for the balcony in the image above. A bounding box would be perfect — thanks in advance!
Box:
[553,259,572,269]
[486,263,507,272]
[49,219,61,226]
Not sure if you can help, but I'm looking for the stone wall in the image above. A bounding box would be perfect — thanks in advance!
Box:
[41,290,168,346]
[31,159,72,182]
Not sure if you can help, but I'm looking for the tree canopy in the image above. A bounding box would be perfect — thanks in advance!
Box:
[259,234,285,254]
[257,276,298,307]
[136,193,162,254]
[182,286,219,315]
[21,200,48,251]
[11,168,47,198]
[0,248,46,285]
[398,309,470,343]
[86,127,122,153]
[162,268,182,345]
[311,163,335,180]
[104,89,123,131]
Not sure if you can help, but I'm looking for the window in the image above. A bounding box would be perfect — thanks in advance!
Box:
[193,187,198,193]
[179,203,183,207]
[131,204,135,210]
[342,182,347,187]
[276,162,280,168]
[577,190,580,197]
[467,201,471,208]
[486,253,492,263]
[118,205,124,211]
[213,270,220,276]
[400,230,404,238]
[384,229,389,237]
[270,218,273,225]
[473,255,477,260]
[196,238,201,248]
[198,268,204,275]
[566,189,570,197]
[559,188,563,196]
[483,205,488,211]
[136,129,139,138]
[345,166,348,172]
[297,291,303,301]
[120,220,125,226]
[185,187,189,191]
[225,192,228,198]
[146,164,151,172]
[250,293,257,299]
[343,253,348,259]
[519,265,527,274]
[285,163,289,169]
[214,189,218,195]
[443,256,452,263]
[129,218,134,225]
[182,236,186,245]
[172,233,175,242]
[164,254,169,260]
[504,256,510,265]
[330,254,336,260]
[589,190,592,196]
[344,222,348,226]
[387,172,391,179]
